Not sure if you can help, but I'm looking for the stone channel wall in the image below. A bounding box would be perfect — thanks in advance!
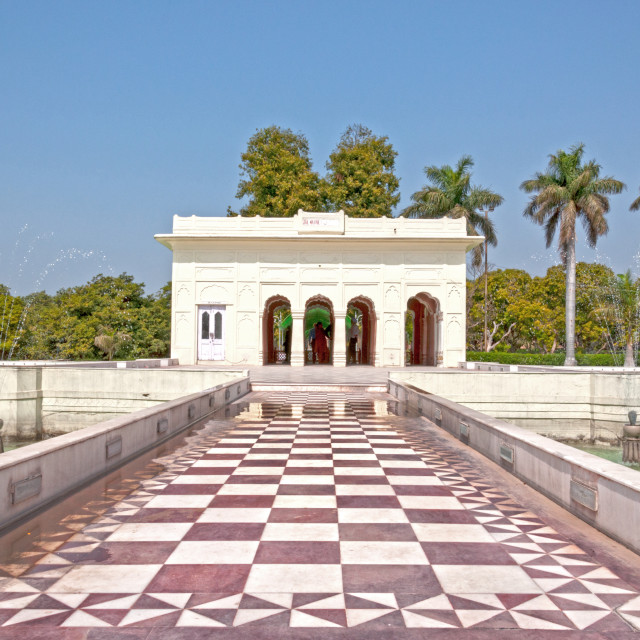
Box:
[0,376,251,532]
[391,369,640,438]
[388,377,640,555]
[0,365,246,440]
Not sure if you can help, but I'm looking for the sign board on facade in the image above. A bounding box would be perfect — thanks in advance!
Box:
[297,210,345,234]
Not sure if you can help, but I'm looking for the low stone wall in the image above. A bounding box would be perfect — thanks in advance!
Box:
[391,369,640,438]
[388,378,640,555]
[0,376,251,532]
[0,358,179,368]
[0,366,246,439]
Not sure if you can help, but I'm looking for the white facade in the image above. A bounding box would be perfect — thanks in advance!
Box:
[155,210,482,367]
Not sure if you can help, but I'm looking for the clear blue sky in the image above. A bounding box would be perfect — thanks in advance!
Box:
[2,0,639,295]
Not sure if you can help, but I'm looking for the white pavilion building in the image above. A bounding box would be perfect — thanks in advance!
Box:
[155,210,481,367]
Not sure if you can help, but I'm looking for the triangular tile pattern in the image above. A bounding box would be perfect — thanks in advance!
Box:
[0,390,638,633]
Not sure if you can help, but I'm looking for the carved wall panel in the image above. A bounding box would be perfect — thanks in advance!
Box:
[175,284,192,310]
[384,315,401,346]
[196,267,234,280]
[175,313,192,347]
[260,267,296,281]
[447,315,463,347]
[384,285,401,310]
[237,314,255,346]
[238,284,256,310]
[237,263,259,280]
[405,268,443,280]
[300,268,339,281]
[447,284,463,311]
[199,284,230,303]
[342,268,380,282]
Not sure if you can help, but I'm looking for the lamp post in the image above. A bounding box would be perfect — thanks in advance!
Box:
[481,207,494,352]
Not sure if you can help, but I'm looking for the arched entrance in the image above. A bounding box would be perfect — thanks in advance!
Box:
[304,295,334,365]
[263,295,292,365]
[406,293,440,366]
[346,296,376,365]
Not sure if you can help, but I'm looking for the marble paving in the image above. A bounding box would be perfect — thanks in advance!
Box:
[1,390,640,639]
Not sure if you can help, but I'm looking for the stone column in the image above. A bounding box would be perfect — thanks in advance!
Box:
[436,312,444,367]
[333,312,347,367]
[374,313,383,366]
[290,311,305,367]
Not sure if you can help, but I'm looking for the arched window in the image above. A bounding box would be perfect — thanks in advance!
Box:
[201,311,210,339]
[214,312,223,340]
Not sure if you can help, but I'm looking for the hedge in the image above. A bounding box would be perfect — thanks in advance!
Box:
[465,351,626,367]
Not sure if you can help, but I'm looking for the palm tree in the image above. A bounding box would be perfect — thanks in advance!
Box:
[631,189,640,211]
[402,156,503,267]
[521,144,625,366]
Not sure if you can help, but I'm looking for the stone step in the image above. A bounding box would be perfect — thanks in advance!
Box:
[250,383,388,393]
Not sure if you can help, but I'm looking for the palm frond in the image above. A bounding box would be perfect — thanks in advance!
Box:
[544,210,561,248]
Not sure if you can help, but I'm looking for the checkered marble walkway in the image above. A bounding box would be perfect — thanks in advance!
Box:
[1,390,640,639]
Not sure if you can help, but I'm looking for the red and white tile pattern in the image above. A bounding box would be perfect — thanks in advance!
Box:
[1,390,639,637]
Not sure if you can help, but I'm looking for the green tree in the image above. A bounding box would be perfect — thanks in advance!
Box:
[521,144,625,366]
[631,188,640,211]
[94,326,131,361]
[402,155,503,267]
[324,124,400,217]
[228,126,323,217]
[134,282,172,358]
[467,269,533,351]
[465,263,614,355]
[592,270,640,367]
[574,263,616,353]
[0,287,26,359]
[7,276,171,361]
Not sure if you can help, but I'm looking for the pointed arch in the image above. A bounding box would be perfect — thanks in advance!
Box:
[406,293,440,366]
[263,294,292,365]
[304,295,335,365]
[346,295,377,365]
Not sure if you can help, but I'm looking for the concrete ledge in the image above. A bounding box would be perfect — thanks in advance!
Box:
[0,358,179,368]
[388,378,640,555]
[0,377,251,532]
[461,360,640,374]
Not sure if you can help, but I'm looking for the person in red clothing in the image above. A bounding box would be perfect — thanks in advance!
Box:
[315,322,329,364]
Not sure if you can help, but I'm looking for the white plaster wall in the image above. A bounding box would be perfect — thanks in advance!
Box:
[168,241,469,367]
[391,370,640,437]
[0,368,246,439]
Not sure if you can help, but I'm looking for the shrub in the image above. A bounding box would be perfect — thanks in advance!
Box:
[465,351,622,366]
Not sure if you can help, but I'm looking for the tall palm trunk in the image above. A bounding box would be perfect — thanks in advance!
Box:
[625,329,636,368]
[564,233,577,366]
